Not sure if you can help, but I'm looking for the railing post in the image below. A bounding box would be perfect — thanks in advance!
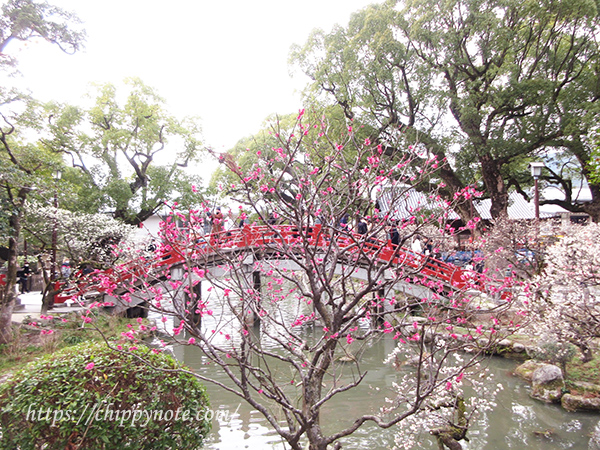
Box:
[371,287,386,327]
[185,281,202,329]
[245,270,262,327]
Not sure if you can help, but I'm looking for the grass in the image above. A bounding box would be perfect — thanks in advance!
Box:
[566,351,600,385]
[0,313,153,376]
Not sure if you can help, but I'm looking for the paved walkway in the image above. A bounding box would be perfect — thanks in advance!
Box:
[12,291,84,323]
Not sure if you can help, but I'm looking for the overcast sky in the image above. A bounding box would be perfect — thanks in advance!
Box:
[9,0,376,153]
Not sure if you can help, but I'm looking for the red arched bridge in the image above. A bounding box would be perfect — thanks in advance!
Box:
[49,224,495,311]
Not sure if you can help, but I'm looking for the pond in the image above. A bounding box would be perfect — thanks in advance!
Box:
[165,335,599,450]
[152,282,599,450]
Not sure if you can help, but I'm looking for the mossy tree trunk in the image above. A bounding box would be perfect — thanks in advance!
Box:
[431,396,469,450]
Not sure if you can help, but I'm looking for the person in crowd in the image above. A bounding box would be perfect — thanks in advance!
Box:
[389,222,400,248]
[18,262,31,293]
[204,212,213,235]
[357,217,368,235]
[147,239,157,252]
[61,260,72,278]
[411,236,423,254]
[212,207,224,234]
[339,213,349,230]
[423,238,433,256]
[473,249,485,273]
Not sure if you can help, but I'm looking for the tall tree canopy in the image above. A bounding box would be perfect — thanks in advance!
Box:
[211,108,369,201]
[44,78,207,225]
[0,0,84,73]
[210,107,443,224]
[0,0,84,343]
[291,0,600,220]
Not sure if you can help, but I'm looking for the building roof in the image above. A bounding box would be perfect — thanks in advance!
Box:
[376,186,460,221]
[473,191,556,220]
[377,186,574,221]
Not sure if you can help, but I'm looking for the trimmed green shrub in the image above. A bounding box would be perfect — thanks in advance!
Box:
[530,336,578,378]
[0,342,211,449]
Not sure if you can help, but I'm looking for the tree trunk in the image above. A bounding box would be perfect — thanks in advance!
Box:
[480,155,508,219]
[582,184,600,223]
[430,396,468,450]
[41,286,58,315]
[434,434,463,450]
[303,337,334,450]
[38,255,56,314]
[304,380,328,450]
[1,192,28,343]
[0,235,20,344]
[0,300,15,344]
[579,344,593,364]
[563,134,600,222]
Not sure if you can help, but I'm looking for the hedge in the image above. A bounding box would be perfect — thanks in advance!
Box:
[0,342,211,449]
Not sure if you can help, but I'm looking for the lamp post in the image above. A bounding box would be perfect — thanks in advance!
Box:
[530,162,544,220]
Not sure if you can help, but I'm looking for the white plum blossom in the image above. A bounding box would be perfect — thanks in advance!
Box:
[25,201,137,266]
[529,223,600,362]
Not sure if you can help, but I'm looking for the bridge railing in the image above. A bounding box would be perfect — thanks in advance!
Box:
[53,224,485,302]
[327,230,469,291]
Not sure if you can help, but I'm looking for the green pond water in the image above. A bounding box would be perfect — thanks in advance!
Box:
[166,330,598,450]
[153,281,598,450]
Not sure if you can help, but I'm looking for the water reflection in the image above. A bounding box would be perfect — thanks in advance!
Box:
[152,286,598,450]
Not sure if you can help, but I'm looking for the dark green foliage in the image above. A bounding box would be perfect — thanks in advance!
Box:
[42,79,207,226]
[291,0,600,220]
[0,342,211,450]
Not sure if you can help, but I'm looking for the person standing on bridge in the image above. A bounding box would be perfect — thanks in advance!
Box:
[61,260,72,279]
[411,236,423,254]
[389,223,400,248]
[212,207,224,234]
[203,212,212,235]
[357,217,368,235]
[423,238,433,256]
[339,213,350,231]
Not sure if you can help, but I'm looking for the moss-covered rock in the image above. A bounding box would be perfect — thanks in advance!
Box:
[531,364,564,403]
[561,393,600,412]
[514,360,547,382]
